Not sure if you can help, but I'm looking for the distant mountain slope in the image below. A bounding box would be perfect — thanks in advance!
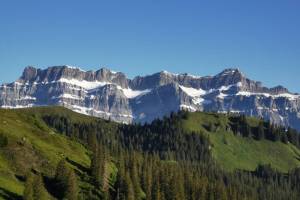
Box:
[1,66,300,131]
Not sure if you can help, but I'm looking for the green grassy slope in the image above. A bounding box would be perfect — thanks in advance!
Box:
[181,112,300,172]
[1,107,300,198]
[0,107,91,199]
[210,132,300,172]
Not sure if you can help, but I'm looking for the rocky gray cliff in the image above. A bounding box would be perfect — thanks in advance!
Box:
[1,66,300,130]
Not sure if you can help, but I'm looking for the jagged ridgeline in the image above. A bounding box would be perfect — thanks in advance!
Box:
[1,107,300,199]
[1,65,300,131]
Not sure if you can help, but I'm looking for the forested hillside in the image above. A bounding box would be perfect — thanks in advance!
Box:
[1,107,300,199]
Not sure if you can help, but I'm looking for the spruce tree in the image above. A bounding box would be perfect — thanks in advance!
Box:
[23,172,34,200]
[55,159,69,196]
[55,158,79,199]
[257,121,265,140]
[33,174,49,200]
[152,175,161,200]
[115,169,126,200]
[65,168,79,200]
[125,172,135,200]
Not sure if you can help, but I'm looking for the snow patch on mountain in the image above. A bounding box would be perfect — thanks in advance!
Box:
[52,93,84,100]
[17,96,36,100]
[120,88,151,99]
[57,78,151,99]
[237,91,299,100]
[179,85,206,97]
[58,78,108,90]
[1,104,34,108]
[180,104,197,111]
[64,65,86,72]
[68,104,133,119]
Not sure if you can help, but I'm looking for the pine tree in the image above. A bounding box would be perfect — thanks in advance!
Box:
[65,168,79,200]
[125,172,135,200]
[55,158,79,199]
[55,159,69,197]
[90,146,100,179]
[115,169,125,200]
[152,174,161,200]
[214,182,227,200]
[55,159,69,183]
[0,133,8,147]
[206,184,215,200]
[275,130,281,142]
[33,174,49,200]
[88,131,98,152]
[129,155,140,199]
[281,133,289,144]
[101,148,111,193]
[115,155,127,200]
[23,172,34,200]
[142,162,152,200]
[257,121,265,140]
[24,173,50,200]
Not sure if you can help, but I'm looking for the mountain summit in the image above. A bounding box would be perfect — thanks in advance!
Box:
[1,66,299,130]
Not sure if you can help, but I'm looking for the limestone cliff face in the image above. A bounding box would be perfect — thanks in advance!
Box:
[1,66,300,130]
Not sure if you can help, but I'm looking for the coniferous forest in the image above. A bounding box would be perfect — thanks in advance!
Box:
[1,107,300,199]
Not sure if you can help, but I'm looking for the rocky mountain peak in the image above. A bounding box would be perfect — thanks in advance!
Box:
[1,65,300,130]
[217,68,243,79]
[160,70,177,76]
[20,66,38,82]
[219,68,241,74]
[98,67,117,75]
[270,85,290,94]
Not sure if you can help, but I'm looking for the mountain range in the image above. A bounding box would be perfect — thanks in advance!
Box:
[1,65,300,130]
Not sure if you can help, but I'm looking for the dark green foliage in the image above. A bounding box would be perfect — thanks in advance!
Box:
[39,109,300,200]
[230,115,300,148]
[65,169,79,200]
[255,164,277,179]
[55,159,79,199]
[23,172,34,200]
[33,174,50,200]
[124,172,135,200]
[0,133,8,147]
[90,143,111,194]
[257,121,265,140]
[55,159,70,195]
[23,172,50,200]
[287,127,299,146]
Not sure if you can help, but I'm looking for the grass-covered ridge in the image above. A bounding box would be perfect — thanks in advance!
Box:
[181,112,300,172]
[210,132,300,172]
[0,107,92,199]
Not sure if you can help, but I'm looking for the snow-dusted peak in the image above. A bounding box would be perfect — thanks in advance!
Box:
[99,67,117,73]
[217,68,242,76]
[64,65,86,72]
[160,70,178,76]
[182,73,202,79]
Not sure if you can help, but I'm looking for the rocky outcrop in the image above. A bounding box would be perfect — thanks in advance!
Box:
[1,66,300,130]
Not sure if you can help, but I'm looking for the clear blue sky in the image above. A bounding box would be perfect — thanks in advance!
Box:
[1,0,300,92]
